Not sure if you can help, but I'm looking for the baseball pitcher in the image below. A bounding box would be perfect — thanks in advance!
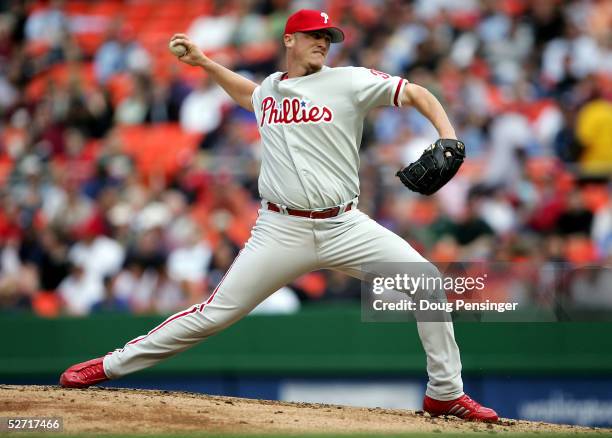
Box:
[60,9,497,423]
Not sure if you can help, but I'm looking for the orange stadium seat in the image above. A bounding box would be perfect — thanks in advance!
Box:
[0,157,12,186]
[565,236,599,264]
[155,3,185,20]
[64,1,90,15]
[581,184,610,213]
[409,198,440,226]
[456,157,485,180]
[117,123,202,180]
[32,291,62,318]
[186,2,213,17]
[106,73,134,106]
[26,63,96,102]
[24,38,51,57]
[525,156,561,181]
[75,32,106,57]
[238,41,279,64]
[88,1,123,17]
[293,272,327,299]
[0,127,26,160]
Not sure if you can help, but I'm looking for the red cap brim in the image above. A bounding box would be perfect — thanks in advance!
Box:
[292,26,344,43]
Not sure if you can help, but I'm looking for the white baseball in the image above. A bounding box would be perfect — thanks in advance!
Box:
[169,42,188,57]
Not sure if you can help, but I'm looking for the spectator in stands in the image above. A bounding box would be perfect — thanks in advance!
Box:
[114,74,150,125]
[446,194,495,250]
[58,261,103,316]
[482,112,532,189]
[0,234,31,312]
[68,214,124,297]
[146,81,171,124]
[250,286,300,314]
[180,75,232,134]
[24,0,67,50]
[556,188,593,236]
[592,200,612,257]
[111,259,149,313]
[206,234,239,295]
[480,11,534,85]
[320,271,362,302]
[0,12,18,110]
[167,218,211,303]
[91,276,130,313]
[150,266,186,314]
[94,21,151,84]
[187,0,238,52]
[232,0,271,47]
[542,21,599,87]
[37,228,70,293]
[553,102,581,162]
[575,97,612,174]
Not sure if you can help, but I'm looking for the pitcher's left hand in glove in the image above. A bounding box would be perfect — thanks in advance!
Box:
[396,138,466,195]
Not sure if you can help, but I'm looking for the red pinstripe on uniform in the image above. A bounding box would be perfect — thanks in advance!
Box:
[394,78,405,107]
[199,249,243,312]
[124,250,244,347]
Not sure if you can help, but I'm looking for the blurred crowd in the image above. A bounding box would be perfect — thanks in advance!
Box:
[1,0,612,317]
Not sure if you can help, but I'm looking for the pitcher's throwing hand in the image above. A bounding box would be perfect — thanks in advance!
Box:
[169,33,207,67]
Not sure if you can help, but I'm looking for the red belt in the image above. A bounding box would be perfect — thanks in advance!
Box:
[267,201,353,219]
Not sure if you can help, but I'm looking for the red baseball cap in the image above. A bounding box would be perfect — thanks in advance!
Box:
[284,9,344,43]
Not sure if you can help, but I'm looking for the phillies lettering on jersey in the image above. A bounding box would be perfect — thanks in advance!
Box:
[260,97,333,127]
[252,66,406,209]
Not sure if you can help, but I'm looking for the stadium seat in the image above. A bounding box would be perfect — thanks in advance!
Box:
[117,123,202,179]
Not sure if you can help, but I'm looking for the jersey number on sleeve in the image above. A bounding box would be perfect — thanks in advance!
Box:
[369,69,391,80]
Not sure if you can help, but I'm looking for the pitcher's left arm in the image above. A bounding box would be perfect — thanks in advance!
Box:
[400,83,457,140]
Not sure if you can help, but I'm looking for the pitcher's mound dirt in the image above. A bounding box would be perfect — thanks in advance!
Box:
[0,385,605,435]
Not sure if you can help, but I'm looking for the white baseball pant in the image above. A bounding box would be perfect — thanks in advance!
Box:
[103,205,463,400]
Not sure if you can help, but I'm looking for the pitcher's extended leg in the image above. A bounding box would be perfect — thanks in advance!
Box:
[317,210,463,400]
[103,211,319,379]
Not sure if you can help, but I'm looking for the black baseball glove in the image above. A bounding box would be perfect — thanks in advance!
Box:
[396,138,465,195]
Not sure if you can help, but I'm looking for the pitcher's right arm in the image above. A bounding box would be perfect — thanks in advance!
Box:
[170,34,258,112]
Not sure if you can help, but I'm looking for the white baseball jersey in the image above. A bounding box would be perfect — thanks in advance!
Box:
[101,65,464,403]
[251,66,407,209]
